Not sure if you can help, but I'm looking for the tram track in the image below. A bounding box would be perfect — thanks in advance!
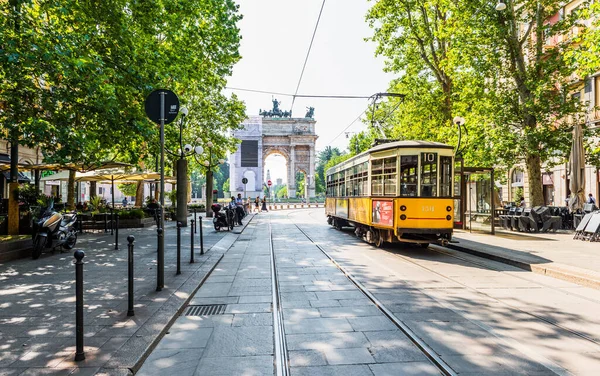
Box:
[285,219,458,376]
[269,219,291,376]
[287,209,600,375]
[313,211,600,347]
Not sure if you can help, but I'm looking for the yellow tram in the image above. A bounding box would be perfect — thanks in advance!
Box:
[325,140,454,247]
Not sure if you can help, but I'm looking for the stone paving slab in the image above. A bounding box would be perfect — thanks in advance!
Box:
[448,230,600,289]
[137,217,274,376]
[0,214,253,375]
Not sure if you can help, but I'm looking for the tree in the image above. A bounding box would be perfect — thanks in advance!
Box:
[276,186,288,198]
[367,0,589,205]
[222,178,230,194]
[118,184,138,197]
[316,146,343,193]
[1,0,246,216]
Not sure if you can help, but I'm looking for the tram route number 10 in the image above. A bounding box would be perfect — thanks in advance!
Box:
[423,153,436,162]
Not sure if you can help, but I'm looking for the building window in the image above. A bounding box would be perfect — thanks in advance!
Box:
[511,169,524,187]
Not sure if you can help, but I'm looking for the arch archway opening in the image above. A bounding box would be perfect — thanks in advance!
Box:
[264,152,289,200]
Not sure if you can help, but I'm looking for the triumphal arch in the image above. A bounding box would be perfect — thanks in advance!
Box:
[228,100,318,198]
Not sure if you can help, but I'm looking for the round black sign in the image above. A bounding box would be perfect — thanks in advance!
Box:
[145,89,180,124]
[242,178,248,184]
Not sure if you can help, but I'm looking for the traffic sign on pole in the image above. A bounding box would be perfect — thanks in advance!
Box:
[145,89,180,124]
[267,180,272,187]
[144,88,180,292]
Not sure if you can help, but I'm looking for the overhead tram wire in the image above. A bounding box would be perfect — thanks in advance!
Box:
[290,0,327,113]
[324,108,368,146]
[325,92,405,146]
[225,87,370,99]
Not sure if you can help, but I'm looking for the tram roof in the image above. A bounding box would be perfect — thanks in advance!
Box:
[326,140,453,175]
[369,140,453,152]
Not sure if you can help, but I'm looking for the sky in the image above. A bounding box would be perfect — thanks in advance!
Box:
[223,0,394,183]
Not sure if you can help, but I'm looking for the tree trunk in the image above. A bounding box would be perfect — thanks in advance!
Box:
[67,170,76,210]
[135,181,144,207]
[90,181,97,199]
[525,152,544,207]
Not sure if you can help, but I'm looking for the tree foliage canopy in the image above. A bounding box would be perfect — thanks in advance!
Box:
[366,0,597,205]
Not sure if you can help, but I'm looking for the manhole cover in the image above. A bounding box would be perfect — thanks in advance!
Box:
[184,304,227,316]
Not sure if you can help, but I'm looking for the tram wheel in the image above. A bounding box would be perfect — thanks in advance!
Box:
[335,220,342,231]
[375,231,384,248]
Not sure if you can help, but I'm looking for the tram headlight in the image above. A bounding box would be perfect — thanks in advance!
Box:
[446,215,452,221]
[400,214,407,221]
[400,205,407,211]
[446,206,452,212]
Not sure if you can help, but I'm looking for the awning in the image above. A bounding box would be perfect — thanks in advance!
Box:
[2,171,31,183]
[542,172,554,186]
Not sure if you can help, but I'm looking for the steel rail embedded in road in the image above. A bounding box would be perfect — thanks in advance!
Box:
[269,221,291,376]
[292,223,458,376]
[293,209,592,374]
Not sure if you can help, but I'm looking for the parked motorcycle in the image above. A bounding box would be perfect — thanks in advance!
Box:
[211,203,234,231]
[32,203,78,259]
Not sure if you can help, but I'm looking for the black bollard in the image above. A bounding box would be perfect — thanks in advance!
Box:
[74,250,85,361]
[199,216,204,255]
[190,219,195,263]
[127,235,135,316]
[193,208,197,234]
[157,227,164,291]
[176,221,182,275]
[114,213,119,250]
[110,208,114,236]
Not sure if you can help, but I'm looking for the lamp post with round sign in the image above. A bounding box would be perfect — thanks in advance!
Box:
[162,107,204,227]
[145,89,179,291]
[242,177,248,199]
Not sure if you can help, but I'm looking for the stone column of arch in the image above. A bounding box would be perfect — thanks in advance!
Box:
[309,145,316,198]
[288,146,296,198]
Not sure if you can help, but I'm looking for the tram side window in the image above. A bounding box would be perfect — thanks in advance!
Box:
[400,156,418,197]
[371,159,384,196]
[421,152,438,197]
[383,157,397,196]
[440,156,452,197]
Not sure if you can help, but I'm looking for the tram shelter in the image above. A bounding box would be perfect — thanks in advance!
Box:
[454,162,497,235]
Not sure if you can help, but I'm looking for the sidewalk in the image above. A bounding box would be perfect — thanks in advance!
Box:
[0,215,252,375]
[448,229,600,289]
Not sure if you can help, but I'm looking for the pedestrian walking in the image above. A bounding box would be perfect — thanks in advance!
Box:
[254,197,260,213]
[122,197,128,207]
[261,197,268,212]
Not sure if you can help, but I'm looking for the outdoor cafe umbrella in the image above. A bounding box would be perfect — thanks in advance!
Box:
[568,123,586,212]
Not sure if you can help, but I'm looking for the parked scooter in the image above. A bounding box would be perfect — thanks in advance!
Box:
[211,203,234,231]
[32,203,78,259]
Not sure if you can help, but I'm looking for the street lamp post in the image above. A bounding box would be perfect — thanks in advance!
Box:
[170,108,203,227]
[194,141,225,218]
